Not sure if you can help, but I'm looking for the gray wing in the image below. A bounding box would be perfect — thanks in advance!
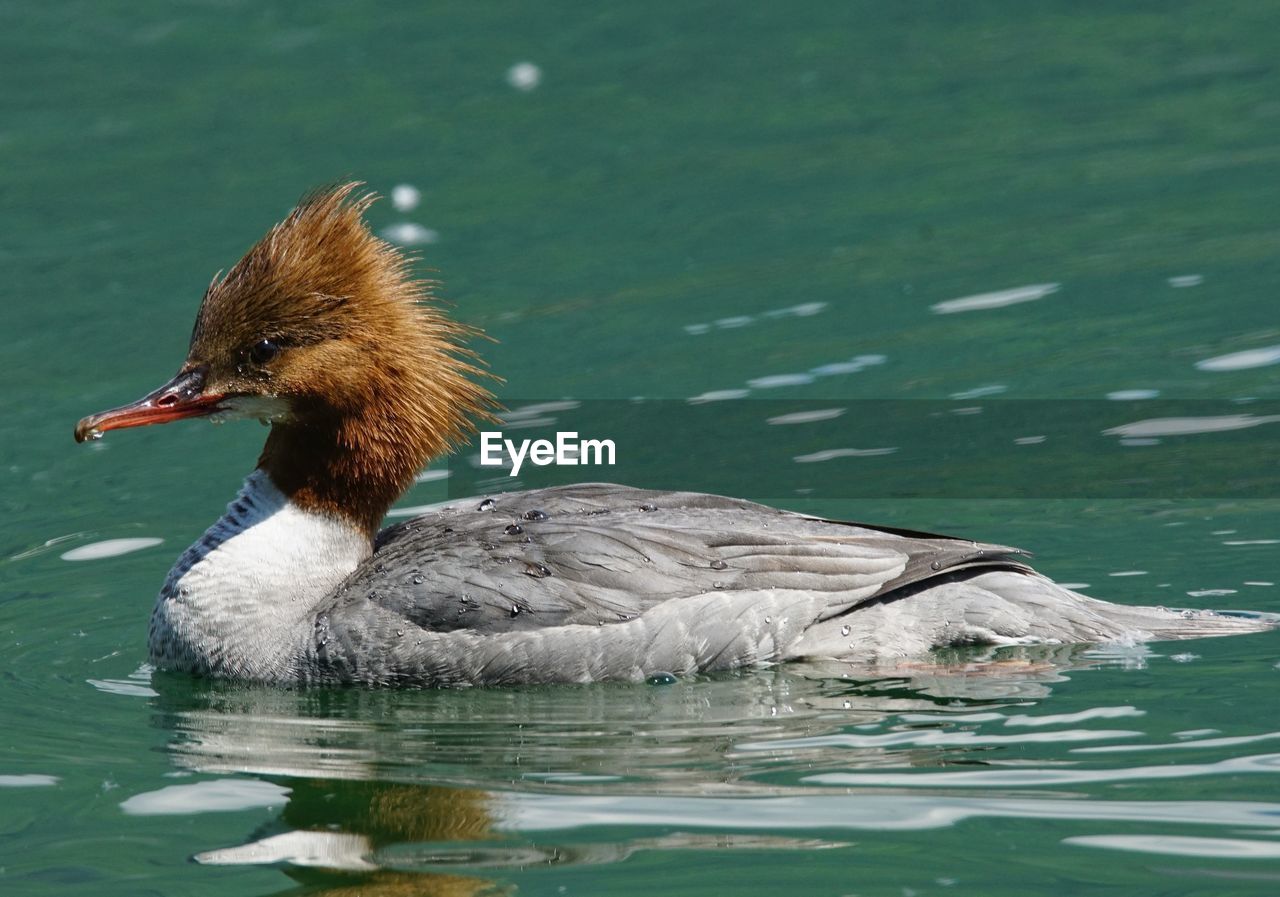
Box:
[303,484,1270,685]
[323,483,1031,635]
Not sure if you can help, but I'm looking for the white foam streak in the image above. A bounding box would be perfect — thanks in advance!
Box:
[1196,345,1280,371]
[767,408,845,425]
[1065,834,1280,858]
[806,751,1280,787]
[748,374,815,388]
[1104,414,1280,437]
[1074,732,1280,754]
[379,222,438,246]
[931,283,1059,314]
[1003,706,1145,727]
[793,447,897,462]
[61,538,163,561]
[1106,389,1160,401]
[687,389,750,404]
[87,678,159,698]
[0,774,58,787]
[121,779,290,815]
[738,728,1142,753]
[502,791,1280,834]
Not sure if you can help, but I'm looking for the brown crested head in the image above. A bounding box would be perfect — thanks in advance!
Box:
[76,183,496,537]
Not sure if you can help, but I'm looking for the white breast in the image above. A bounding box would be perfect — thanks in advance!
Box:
[150,469,371,681]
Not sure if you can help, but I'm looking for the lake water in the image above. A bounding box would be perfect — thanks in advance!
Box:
[3,2,1280,894]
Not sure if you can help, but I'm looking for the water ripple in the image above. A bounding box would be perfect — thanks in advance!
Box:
[1196,345,1280,371]
[121,779,291,815]
[1074,731,1280,754]
[805,752,1280,787]
[1064,834,1280,859]
[60,537,163,561]
[504,792,1280,833]
[931,283,1059,314]
[740,728,1142,753]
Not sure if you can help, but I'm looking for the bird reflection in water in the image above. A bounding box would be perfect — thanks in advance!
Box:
[137,647,1113,894]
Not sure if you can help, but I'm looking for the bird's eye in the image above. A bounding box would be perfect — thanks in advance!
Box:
[249,339,281,366]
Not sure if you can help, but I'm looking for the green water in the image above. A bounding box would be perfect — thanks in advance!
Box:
[4,2,1280,894]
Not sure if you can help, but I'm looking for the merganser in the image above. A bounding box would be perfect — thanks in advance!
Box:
[74,184,1272,686]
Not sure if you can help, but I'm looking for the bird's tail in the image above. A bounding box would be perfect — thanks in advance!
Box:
[795,570,1277,663]
[963,570,1278,643]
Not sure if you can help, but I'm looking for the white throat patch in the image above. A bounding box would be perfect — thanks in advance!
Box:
[150,469,371,680]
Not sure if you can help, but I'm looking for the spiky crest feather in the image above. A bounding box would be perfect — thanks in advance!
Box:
[189,183,496,536]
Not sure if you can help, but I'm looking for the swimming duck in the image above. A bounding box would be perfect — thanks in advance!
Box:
[74,184,1270,686]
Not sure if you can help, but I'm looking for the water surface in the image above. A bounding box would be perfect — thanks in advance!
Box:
[3,2,1280,894]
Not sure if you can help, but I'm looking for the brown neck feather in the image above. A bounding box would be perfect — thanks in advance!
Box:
[258,427,407,541]
[257,329,495,540]
[259,397,463,540]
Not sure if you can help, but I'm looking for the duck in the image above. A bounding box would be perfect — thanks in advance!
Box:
[73,184,1272,686]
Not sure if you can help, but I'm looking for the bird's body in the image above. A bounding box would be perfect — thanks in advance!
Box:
[77,185,1272,687]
